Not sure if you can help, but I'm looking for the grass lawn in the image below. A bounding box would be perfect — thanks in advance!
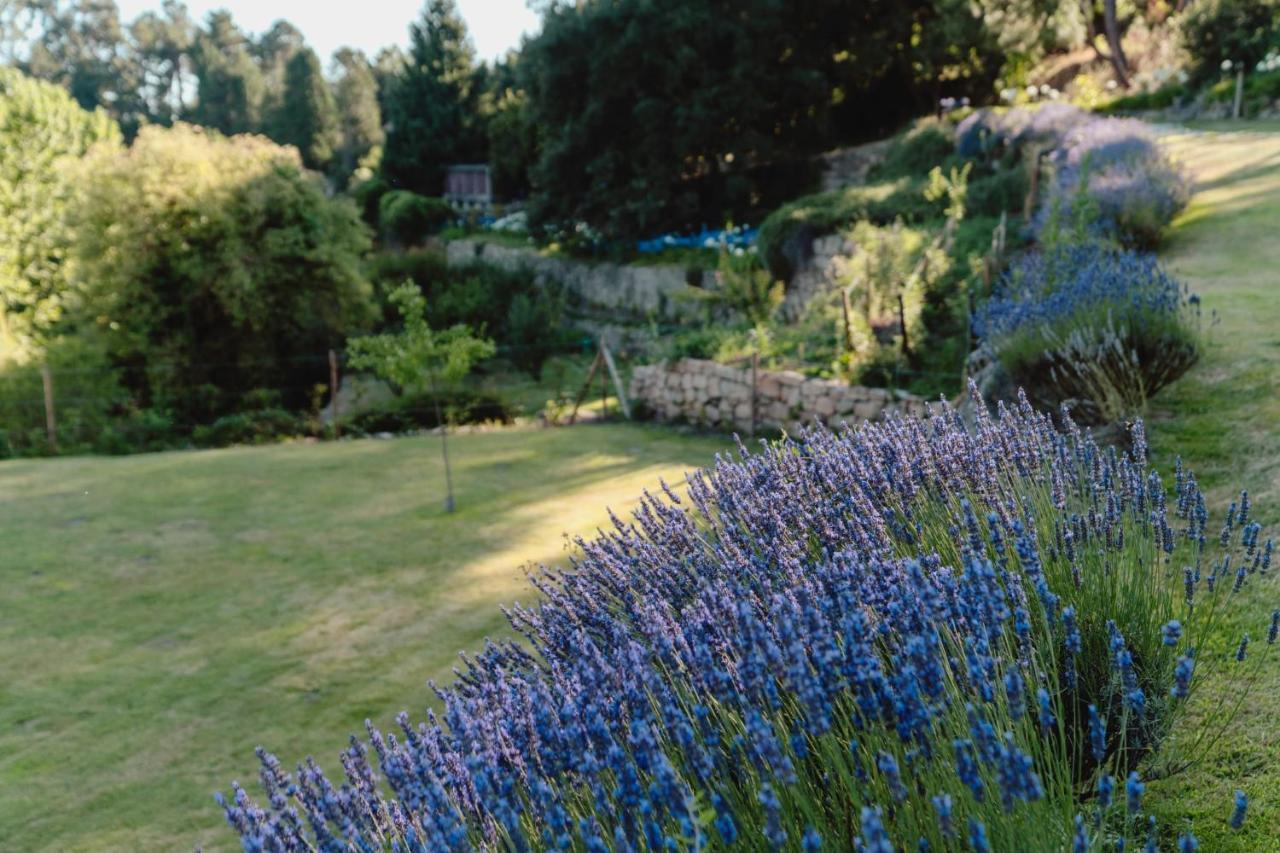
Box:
[1140,126,1280,849]
[0,423,728,851]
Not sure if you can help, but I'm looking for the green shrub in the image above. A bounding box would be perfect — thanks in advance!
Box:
[1,67,121,360]
[343,388,513,434]
[349,175,390,227]
[756,178,942,279]
[1097,83,1192,114]
[92,408,179,455]
[869,119,956,180]
[71,124,375,425]
[1181,0,1279,83]
[191,408,306,448]
[378,190,454,245]
[366,249,570,376]
[0,336,132,458]
[966,167,1028,217]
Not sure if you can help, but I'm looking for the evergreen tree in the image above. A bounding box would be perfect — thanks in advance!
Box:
[381,0,481,194]
[188,10,263,134]
[273,47,339,171]
[254,18,305,135]
[129,0,194,125]
[332,48,385,186]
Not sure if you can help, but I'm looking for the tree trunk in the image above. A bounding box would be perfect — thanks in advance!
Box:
[1103,0,1131,88]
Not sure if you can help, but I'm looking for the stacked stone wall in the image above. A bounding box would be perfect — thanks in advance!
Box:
[631,358,926,433]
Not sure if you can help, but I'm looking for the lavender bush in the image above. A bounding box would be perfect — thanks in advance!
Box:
[956,106,1188,248]
[1041,117,1189,248]
[976,244,1199,424]
[218,398,1269,850]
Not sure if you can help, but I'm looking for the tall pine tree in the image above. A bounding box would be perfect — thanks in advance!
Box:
[333,48,384,186]
[382,0,481,194]
[273,47,339,171]
[188,10,263,135]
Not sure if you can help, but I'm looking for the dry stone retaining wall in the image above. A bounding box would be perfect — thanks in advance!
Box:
[781,232,856,320]
[631,358,926,433]
[445,238,711,324]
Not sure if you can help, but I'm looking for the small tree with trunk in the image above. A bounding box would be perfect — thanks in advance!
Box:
[346,281,494,512]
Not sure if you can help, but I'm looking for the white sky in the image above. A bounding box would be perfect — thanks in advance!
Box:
[113,0,541,63]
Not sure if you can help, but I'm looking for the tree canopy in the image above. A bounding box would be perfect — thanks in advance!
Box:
[0,65,120,361]
[519,0,1003,241]
[272,46,340,171]
[381,0,483,193]
[69,123,374,419]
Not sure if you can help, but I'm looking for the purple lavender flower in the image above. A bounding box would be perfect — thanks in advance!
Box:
[1037,688,1056,732]
[1126,772,1144,814]
[1073,813,1089,852]
[860,807,893,853]
[1236,634,1249,662]
[969,818,990,853]
[758,783,786,847]
[1269,610,1279,645]
[1231,790,1248,830]
[1098,774,1115,810]
[1162,620,1183,647]
[1088,704,1107,763]
[1178,831,1200,852]
[933,793,955,838]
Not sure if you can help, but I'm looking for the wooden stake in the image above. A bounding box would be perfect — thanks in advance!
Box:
[328,349,341,440]
[41,364,57,453]
[599,342,631,419]
[430,373,455,513]
[568,350,603,425]
[749,350,759,438]
[1233,69,1245,119]
[840,289,857,354]
[898,294,911,360]
[1024,148,1042,222]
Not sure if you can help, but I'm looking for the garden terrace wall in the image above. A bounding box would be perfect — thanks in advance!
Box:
[631,357,925,433]
[782,232,856,320]
[444,238,711,324]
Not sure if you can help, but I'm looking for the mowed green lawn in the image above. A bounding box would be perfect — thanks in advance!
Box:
[0,424,728,851]
[1142,127,1280,849]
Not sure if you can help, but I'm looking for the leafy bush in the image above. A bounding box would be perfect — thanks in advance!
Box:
[977,244,1199,424]
[1097,83,1193,114]
[0,67,121,358]
[0,336,132,458]
[1180,0,1279,84]
[70,124,375,424]
[192,408,306,448]
[219,401,1269,850]
[966,167,1029,217]
[680,249,784,327]
[367,249,571,375]
[869,119,956,179]
[378,190,455,245]
[756,178,942,279]
[343,388,513,434]
[349,174,390,227]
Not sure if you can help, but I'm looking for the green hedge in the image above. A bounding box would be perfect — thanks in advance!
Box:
[378,191,455,245]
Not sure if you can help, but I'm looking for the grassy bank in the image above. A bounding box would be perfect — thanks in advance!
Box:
[1143,126,1280,849]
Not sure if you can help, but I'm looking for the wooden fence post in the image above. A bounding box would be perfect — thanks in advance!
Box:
[1233,69,1245,119]
[749,349,759,439]
[898,294,911,360]
[41,364,57,453]
[328,349,341,440]
[599,343,631,420]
